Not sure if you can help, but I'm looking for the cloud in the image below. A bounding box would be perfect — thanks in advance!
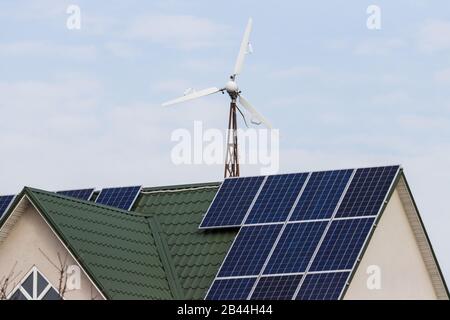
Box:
[126,14,230,49]
[271,66,324,79]
[0,0,67,20]
[0,76,102,135]
[397,114,450,131]
[354,38,406,56]
[104,42,141,58]
[82,14,119,36]
[152,79,193,95]
[369,91,411,107]
[434,68,450,84]
[0,74,230,194]
[0,41,97,60]
[181,58,229,73]
[418,20,450,53]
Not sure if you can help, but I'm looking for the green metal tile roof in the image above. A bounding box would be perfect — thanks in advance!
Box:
[19,187,175,300]
[133,183,237,300]
[1,183,237,300]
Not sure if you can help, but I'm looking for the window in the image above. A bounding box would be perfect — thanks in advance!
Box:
[8,266,61,300]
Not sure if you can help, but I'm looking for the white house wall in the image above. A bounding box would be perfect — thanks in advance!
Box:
[344,188,439,300]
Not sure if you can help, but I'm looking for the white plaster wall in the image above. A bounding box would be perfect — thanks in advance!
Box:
[344,189,438,300]
[0,200,104,300]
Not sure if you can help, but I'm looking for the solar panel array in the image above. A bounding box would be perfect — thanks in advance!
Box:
[95,186,142,210]
[204,165,400,300]
[56,188,95,201]
[0,195,15,219]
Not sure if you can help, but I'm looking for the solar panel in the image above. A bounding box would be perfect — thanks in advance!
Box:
[200,176,265,228]
[204,166,400,300]
[244,173,308,224]
[309,217,375,272]
[336,166,399,218]
[290,169,352,221]
[206,277,256,300]
[295,272,350,300]
[218,224,282,277]
[250,275,303,300]
[262,221,328,275]
[57,188,94,201]
[0,195,15,218]
[95,186,141,210]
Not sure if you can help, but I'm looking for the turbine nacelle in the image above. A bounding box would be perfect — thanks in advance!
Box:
[225,80,239,95]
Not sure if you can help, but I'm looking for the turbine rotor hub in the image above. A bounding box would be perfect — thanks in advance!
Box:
[225,80,239,93]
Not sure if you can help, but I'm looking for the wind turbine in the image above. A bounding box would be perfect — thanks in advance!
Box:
[162,18,271,178]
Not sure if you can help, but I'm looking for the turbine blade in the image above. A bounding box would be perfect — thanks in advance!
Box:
[162,87,221,107]
[238,95,272,129]
[233,18,253,76]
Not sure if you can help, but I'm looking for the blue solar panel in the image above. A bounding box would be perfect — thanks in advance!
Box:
[200,176,265,228]
[250,275,303,300]
[95,186,141,210]
[57,188,94,201]
[204,166,400,300]
[310,218,375,272]
[295,272,350,300]
[336,166,399,218]
[218,224,282,277]
[263,221,328,275]
[206,277,256,300]
[0,195,15,218]
[244,173,309,224]
[290,169,352,221]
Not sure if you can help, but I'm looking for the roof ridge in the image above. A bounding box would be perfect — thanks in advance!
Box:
[24,187,147,217]
[142,182,220,192]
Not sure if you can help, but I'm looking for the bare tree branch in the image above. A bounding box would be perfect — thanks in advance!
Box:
[0,262,22,300]
[39,248,69,298]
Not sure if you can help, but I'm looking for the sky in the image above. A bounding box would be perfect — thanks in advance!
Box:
[1,0,450,282]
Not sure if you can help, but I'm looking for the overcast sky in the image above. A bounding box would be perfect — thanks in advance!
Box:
[1,0,450,281]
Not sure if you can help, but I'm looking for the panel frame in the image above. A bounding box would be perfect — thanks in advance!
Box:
[288,169,353,222]
[250,274,303,300]
[56,188,95,201]
[294,270,351,300]
[199,176,268,230]
[335,166,400,218]
[0,194,16,219]
[243,172,310,225]
[205,276,257,300]
[216,223,284,278]
[307,216,377,272]
[95,186,142,211]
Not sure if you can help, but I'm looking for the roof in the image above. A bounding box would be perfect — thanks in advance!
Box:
[1,187,175,300]
[0,168,447,300]
[133,183,237,299]
[0,183,238,300]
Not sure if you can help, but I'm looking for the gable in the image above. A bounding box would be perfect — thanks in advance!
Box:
[344,177,448,300]
[0,196,103,299]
